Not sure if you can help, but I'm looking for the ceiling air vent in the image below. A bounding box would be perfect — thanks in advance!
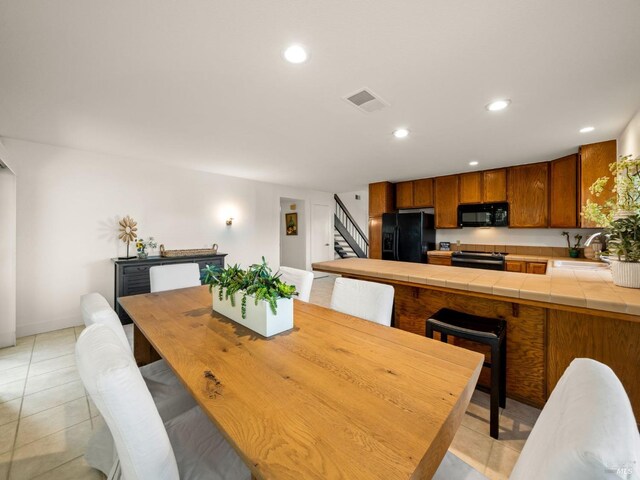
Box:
[344,88,388,113]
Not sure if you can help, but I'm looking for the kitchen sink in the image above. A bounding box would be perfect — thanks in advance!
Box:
[552,260,609,270]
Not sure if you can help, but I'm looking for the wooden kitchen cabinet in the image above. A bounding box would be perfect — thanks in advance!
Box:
[435,175,460,229]
[428,256,452,266]
[395,181,414,209]
[483,169,507,203]
[368,182,394,259]
[508,162,549,228]
[459,172,482,204]
[413,178,434,207]
[526,262,548,275]
[505,260,526,273]
[369,182,395,217]
[580,140,617,228]
[368,216,382,259]
[549,154,578,228]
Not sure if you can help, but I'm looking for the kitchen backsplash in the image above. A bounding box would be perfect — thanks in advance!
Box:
[440,243,596,258]
[435,227,601,248]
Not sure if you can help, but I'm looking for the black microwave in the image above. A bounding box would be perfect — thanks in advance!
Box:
[458,203,509,227]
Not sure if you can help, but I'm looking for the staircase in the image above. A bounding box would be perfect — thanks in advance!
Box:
[334,194,368,259]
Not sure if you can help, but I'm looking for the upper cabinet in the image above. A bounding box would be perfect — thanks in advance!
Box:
[395,181,414,209]
[435,175,460,228]
[579,140,617,228]
[413,178,434,207]
[369,182,395,217]
[482,169,507,203]
[459,169,507,204]
[549,154,578,228]
[394,178,434,209]
[508,162,549,228]
[459,172,482,204]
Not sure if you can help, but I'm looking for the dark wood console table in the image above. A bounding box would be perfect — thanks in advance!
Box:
[112,253,227,324]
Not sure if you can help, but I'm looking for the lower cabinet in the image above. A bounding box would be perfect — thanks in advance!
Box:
[113,254,227,324]
[428,256,452,266]
[506,260,547,274]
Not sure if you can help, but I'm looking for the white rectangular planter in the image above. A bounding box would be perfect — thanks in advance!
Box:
[212,286,294,337]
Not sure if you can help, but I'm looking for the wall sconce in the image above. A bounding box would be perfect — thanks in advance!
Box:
[226,218,233,226]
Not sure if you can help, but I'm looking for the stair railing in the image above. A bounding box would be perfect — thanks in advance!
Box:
[334,194,368,258]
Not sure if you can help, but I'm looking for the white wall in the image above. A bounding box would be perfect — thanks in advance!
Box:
[279,198,306,270]
[337,190,368,232]
[619,107,640,158]
[436,227,599,247]
[3,138,333,337]
[0,141,17,347]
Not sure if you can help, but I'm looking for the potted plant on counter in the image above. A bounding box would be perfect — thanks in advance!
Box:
[582,154,640,288]
[561,232,584,258]
[202,258,297,337]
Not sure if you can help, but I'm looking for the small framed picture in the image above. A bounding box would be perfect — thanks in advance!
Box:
[285,213,298,236]
[439,242,451,251]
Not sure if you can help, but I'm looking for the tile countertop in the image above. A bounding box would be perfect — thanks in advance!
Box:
[312,258,640,318]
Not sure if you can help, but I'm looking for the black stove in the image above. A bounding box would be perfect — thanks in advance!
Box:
[451,251,506,271]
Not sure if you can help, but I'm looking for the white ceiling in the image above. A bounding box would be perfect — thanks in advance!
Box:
[1,0,639,192]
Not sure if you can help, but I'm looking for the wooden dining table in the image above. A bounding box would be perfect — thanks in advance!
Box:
[119,285,484,480]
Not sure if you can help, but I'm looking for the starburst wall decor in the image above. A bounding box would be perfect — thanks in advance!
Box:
[118,215,138,259]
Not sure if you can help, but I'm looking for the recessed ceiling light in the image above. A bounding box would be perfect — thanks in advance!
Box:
[580,126,595,133]
[283,45,308,64]
[469,161,479,166]
[393,128,410,139]
[486,99,511,111]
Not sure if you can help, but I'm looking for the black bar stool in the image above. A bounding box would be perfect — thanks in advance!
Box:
[426,308,507,439]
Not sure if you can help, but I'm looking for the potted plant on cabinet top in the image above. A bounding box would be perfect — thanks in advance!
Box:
[202,258,297,337]
[582,154,640,288]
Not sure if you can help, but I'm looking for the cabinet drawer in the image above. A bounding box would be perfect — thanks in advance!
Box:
[123,265,150,275]
[428,256,452,266]
[123,275,150,295]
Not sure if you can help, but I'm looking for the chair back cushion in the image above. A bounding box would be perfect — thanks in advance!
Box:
[330,277,394,326]
[278,267,314,302]
[510,358,640,480]
[76,324,180,480]
[80,294,131,352]
[149,263,201,293]
[80,293,112,326]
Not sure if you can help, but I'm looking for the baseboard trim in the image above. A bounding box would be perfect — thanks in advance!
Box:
[16,315,83,338]
[0,330,16,348]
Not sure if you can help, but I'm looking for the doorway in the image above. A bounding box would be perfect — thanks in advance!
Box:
[311,204,332,265]
[0,164,17,347]
[279,198,306,270]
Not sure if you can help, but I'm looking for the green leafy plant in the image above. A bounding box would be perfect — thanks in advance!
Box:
[607,215,640,262]
[202,257,297,318]
[582,154,640,263]
[582,155,640,228]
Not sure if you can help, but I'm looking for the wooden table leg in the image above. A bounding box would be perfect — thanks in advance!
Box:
[133,324,161,366]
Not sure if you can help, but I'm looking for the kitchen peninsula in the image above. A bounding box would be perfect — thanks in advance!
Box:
[312,258,640,422]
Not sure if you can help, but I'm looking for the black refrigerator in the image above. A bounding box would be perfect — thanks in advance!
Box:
[382,212,436,263]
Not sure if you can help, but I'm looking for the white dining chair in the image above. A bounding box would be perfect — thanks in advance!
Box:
[433,358,640,480]
[149,263,202,293]
[80,293,197,474]
[330,277,394,326]
[278,266,314,302]
[76,324,251,480]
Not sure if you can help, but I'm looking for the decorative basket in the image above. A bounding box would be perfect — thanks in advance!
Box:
[610,260,640,289]
[159,244,218,258]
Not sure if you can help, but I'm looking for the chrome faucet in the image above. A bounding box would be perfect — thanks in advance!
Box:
[584,231,608,261]
[584,232,603,246]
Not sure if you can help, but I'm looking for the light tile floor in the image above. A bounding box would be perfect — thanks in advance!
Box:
[0,275,540,479]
